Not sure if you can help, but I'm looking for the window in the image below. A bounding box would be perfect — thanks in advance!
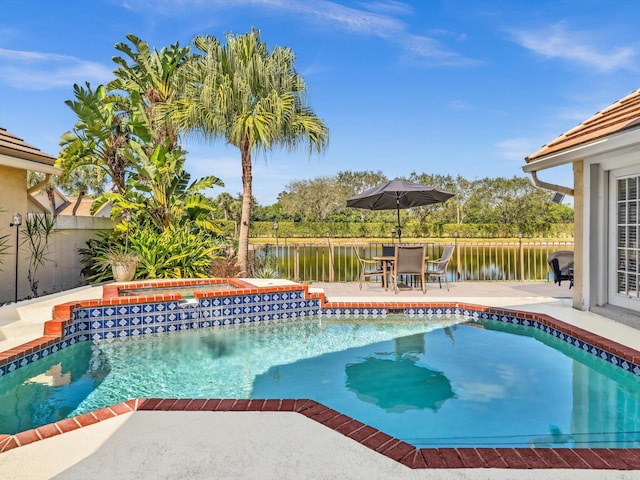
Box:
[617,176,640,297]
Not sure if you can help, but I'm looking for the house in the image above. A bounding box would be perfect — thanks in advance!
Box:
[0,126,62,302]
[523,89,640,324]
[0,126,111,303]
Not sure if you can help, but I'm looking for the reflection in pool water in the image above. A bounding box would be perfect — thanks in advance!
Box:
[0,342,110,434]
[344,334,455,413]
[1,316,640,448]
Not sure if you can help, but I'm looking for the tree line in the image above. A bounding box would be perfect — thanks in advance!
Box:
[211,170,574,237]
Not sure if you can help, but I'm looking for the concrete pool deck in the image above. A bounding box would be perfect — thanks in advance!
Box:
[2,280,640,479]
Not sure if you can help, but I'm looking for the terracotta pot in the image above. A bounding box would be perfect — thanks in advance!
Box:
[111,261,138,282]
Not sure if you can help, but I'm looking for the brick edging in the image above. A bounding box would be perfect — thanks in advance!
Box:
[2,397,639,470]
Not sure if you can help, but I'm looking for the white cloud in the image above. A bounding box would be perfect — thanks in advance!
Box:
[496,137,538,161]
[0,48,113,90]
[122,0,474,66]
[453,381,505,403]
[401,34,477,66]
[510,23,637,72]
[447,99,471,110]
[356,1,414,16]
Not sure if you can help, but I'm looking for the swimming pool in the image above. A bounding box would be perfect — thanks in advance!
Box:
[2,314,639,448]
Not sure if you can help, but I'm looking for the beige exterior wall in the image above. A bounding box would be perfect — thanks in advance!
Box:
[0,212,113,304]
[30,216,114,299]
[0,166,30,303]
[572,160,584,310]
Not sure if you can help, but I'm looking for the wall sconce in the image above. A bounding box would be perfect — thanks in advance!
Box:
[10,213,22,303]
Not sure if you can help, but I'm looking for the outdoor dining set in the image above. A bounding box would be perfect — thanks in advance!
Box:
[352,244,455,294]
[345,178,457,294]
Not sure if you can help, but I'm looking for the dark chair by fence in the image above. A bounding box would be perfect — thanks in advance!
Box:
[547,251,574,288]
[426,245,455,291]
[352,246,384,289]
[390,245,427,294]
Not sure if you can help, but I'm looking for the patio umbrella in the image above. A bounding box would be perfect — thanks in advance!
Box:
[346,179,455,243]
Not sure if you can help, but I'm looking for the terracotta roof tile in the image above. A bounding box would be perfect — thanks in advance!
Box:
[0,126,56,165]
[526,88,640,162]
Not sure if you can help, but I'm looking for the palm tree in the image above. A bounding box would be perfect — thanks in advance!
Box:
[214,192,240,221]
[169,29,329,274]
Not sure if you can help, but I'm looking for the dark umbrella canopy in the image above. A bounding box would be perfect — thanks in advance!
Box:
[346,179,455,242]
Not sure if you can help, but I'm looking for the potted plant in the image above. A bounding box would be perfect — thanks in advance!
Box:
[99,247,140,282]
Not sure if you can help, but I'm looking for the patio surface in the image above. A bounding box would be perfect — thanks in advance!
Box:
[2,280,640,479]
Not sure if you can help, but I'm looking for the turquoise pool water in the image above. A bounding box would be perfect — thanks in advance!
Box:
[1,315,640,448]
[118,283,236,297]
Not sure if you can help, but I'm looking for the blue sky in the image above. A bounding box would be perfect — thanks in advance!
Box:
[2,0,639,204]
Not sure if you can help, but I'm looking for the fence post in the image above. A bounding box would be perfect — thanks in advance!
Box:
[326,233,334,283]
[454,232,460,280]
[518,233,524,281]
[294,245,300,281]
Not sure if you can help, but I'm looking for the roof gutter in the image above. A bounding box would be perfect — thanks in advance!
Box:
[520,141,606,197]
[529,170,574,197]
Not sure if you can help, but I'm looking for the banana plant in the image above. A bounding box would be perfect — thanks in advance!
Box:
[92,140,223,233]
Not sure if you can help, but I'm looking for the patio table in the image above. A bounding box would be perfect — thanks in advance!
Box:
[372,255,394,289]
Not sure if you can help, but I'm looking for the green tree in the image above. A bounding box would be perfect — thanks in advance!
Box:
[110,34,190,151]
[58,83,144,194]
[336,170,388,222]
[214,192,240,221]
[169,29,329,275]
[465,176,555,234]
[93,140,224,233]
[280,176,346,222]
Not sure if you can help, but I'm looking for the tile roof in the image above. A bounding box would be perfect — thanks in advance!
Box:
[526,88,640,162]
[0,126,56,165]
[57,197,94,216]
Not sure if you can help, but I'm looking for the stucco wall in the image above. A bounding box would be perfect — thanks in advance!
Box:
[0,214,113,304]
[0,166,30,303]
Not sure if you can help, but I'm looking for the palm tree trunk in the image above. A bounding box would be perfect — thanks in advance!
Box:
[237,139,252,276]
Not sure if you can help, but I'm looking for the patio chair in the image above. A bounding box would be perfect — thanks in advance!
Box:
[390,245,427,294]
[352,246,384,289]
[426,245,454,291]
[547,251,574,288]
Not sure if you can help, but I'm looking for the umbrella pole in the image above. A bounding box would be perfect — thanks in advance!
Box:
[396,198,402,244]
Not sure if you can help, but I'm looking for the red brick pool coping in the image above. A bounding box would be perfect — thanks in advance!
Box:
[2,397,640,470]
[1,281,640,470]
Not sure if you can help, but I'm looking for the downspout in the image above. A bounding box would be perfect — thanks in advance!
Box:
[528,170,574,197]
[27,173,53,195]
[27,173,58,214]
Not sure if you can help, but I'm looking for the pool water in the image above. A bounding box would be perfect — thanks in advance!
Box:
[1,315,640,448]
[118,283,236,297]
